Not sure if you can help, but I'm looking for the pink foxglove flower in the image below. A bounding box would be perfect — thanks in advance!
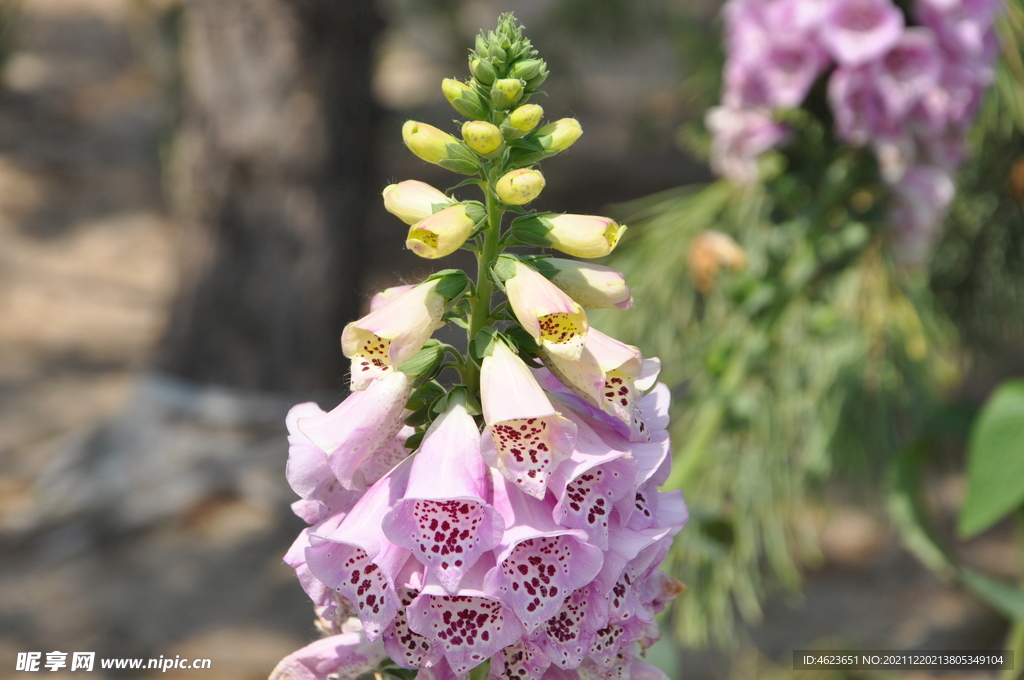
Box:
[484,470,604,632]
[505,260,589,360]
[268,619,385,680]
[706,106,789,185]
[543,259,633,310]
[488,639,551,680]
[890,164,955,265]
[383,402,505,594]
[874,28,942,119]
[819,0,905,66]
[480,340,577,499]
[304,457,414,639]
[407,559,527,674]
[294,370,411,490]
[341,279,446,390]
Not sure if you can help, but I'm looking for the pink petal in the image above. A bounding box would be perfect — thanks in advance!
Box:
[485,472,604,632]
[305,457,414,640]
[269,627,385,680]
[534,582,609,669]
[383,403,504,593]
[297,371,411,490]
[488,639,552,680]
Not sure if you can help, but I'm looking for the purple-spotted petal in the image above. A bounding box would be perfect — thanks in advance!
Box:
[534,583,609,669]
[488,639,552,680]
[409,560,527,675]
[485,472,604,632]
[383,402,504,593]
[297,371,411,490]
[548,414,637,550]
[305,458,414,639]
[268,624,386,680]
[383,584,445,669]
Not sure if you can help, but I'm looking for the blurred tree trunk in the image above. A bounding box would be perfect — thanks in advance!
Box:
[156,0,383,393]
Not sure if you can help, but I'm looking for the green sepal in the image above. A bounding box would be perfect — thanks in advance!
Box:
[464,202,487,224]
[428,269,472,300]
[509,59,543,81]
[405,380,446,412]
[491,253,520,283]
[470,326,501,363]
[522,255,558,280]
[404,407,433,428]
[509,214,554,247]
[440,143,480,175]
[507,147,547,166]
[524,72,548,90]
[396,339,445,386]
[470,57,496,86]
[403,430,425,450]
[504,324,541,357]
[445,385,483,416]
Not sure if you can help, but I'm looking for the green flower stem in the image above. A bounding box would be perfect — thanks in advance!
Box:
[463,174,505,396]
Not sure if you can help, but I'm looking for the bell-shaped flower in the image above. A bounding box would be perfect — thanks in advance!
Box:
[484,470,604,632]
[488,639,551,680]
[509,104,544,133]
[480,340,578,498]
[505,260,589,360]
[286,402,362,515]
[890,164,955,266]
[874,27,942,118]
[706,106,788,184]
[383,401,505,594]
[462,121,504,155]
[534,582,609,669]
[342,279,446,390]
[407,203,483,260]
[542,328,644,439]
[403,121,459,165]
[541,258,632,309]
[383,180,454,226]
[534,118,583,153]
[407,558,526,674]
[284,525,346,625]
[828,65,892,147]
[269,619,385,680]
[496,169,546,205]
[819,0,904,66]
[295,371,411,490]
[304,457,415,640]
[513,214,625,259]
[547,413,638,550]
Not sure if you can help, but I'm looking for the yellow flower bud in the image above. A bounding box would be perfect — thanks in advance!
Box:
[495,169,545,205]
[382,180,453,225]
[509,104,544,133]
[491,78,524,109]
[441,78,487,120]
[535,118,582,152]
[512,214,624,258]
[402,120,458,165]
[406,203,482,259]
[461,121,503,155]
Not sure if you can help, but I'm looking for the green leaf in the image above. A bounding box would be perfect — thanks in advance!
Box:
[430,269,471,300]
[470,326,501,362]
[405,380,446,412]
[491,254,519,283]
[403,431,425,450]
[961,568,1024,621]
[960,380,1024,537]
[396,340,444,384]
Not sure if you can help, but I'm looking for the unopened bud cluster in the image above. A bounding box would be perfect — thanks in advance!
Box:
[272,14,686,680]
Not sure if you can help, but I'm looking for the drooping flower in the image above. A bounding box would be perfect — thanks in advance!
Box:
[505,259,589,360]
[303,457,415,640]
[533,582,609,670]
[268,619,385,680]
[407,203,483,259]
[341,279,446,389]
[293,371,411,490]
[407,559,527,674]
[513,214,626,259]
[480,340,578,499]
[488,639,551,680]
[383,401,505,593]
[383,180,455,225]
[889,163,956,265]
[539,259,633,310]
[484,470,604,631]
[705,106,789,184]
[873,28,943,119]
[819,0,905,66]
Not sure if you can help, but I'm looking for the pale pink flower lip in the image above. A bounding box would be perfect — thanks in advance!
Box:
[382,402,505,594]
[874,28,942,118]
[820,0,905,66]
[341,279,446,390]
